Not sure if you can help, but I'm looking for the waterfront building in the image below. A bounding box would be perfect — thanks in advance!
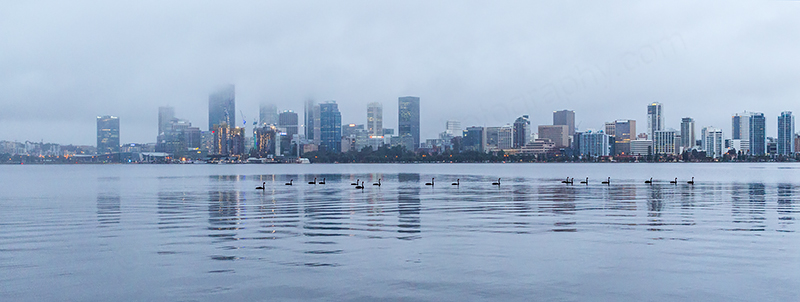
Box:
[463,127,486,152]
[446,120,462,137]
[398,96,421,149]
[208,85,235,131]
[254,125,280,157]
[304,99,315,141]
[680,117,695,151]
[320,101,342,153]
[613,120,636,156]
[702,126,724,158]
[579,130,610,157]
[367,102,383,138]
[538,125,569,148]
[630,139,653,157]
[778,111,795,155]
[749,112,766,156]
[732,111,752,154]
[97,115,120,155]
[604,122,616,137]
[553,110,576,135]
[647,102,663,139]
[513,115,531,148]
[653,129,677,155]
[486,126,513,151]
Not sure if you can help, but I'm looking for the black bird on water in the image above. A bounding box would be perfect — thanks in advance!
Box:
[256,182,265,190]
[452,179,459,186]
[670,178,678,184]
[373,179,381,186]
[308,178,316,185]
[355,181,365,189]
[285,179,293,186]
[425,178,435,186]
[687,177,695,185]
[319,178,326,185]
[492,178,501,186]
[580,177,588,184]
[351,179,359,186]
[645,177,653,184]
[601,177,610,185]
[561,177,570,184]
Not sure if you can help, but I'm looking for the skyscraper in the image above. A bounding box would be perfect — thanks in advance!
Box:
[647,103,663,139]
[680,117,695,150]
[553,110,575,135]
[614,120,636,155]
[304,99,316,141]
[398,96,420,149]
[278,110,299,138]
[158,106,175,135]
[653,129,677,155]
[778,111,795,155]
[259,103,278,126]
[367,102,383,137]
[208,85,235,131]
[538,125,569,148]
[579,130,610,157]
[320,101,342,153]
[513,115,530,148]
[97,115,120,155]
[732,111,752,154]
[702,126,724,158]
[463,126,486,152]
[749,112,766,156]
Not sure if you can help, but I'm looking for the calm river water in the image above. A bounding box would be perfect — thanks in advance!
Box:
[2,163,799,301]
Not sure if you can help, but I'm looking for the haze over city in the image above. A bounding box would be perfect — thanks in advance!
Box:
[2,1,799,145]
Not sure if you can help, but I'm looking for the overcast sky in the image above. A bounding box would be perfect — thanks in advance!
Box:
[1,1,799,145]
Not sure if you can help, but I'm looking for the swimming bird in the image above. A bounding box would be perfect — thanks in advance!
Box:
[561,177,570,184]
[308,178,316,185]
[670,178,677,184]
[318,178,326,185]
[566,178,574,185]
[351,179,359,186]
[373,179,381,186]
[601,177,610,185]
[452,179,460,186]
[645,177,653,184]
[492,178,501,186]
[256,182,265,190]
[687,177,694,185]
[285,179,293,186]
[425,178,434,186]
[580,177,588,184]
[355,181,364,189]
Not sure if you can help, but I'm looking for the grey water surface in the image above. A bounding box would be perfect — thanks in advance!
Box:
[2,163,799,301]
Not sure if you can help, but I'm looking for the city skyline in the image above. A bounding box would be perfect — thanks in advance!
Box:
[2,2,800,145]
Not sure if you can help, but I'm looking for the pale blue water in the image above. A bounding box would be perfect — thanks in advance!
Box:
[2,163,799,301]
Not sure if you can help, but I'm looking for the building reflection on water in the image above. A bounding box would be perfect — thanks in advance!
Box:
[397,173,421,240]
[96,176,121,225]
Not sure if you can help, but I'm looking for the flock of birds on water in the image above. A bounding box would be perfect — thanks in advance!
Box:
[254,176,695,190]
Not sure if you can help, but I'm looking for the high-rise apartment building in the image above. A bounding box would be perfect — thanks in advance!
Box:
[278,110,299,138]
[732,111,752,154]
[513,115,530,148]
[367,102,383,137]
[680,117,695,151]
[486,126,513,150]
[446,120,462,137]
[260,103,278,126]
[579,130,610,157]
[398,96,420,150]
[647,103,663,139]
[778,111,795,155]
[208,85,235,131]
[158,106,175,135]
[97,115,120,155]
[553,110,576,135]
[463,126,486,152]
[653,129,677,155]
[749,112,766,156]
[702,127,724,158]
[320,101,342,153]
